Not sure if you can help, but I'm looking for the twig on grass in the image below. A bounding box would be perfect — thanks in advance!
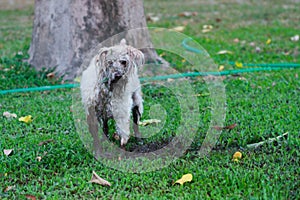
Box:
[246,132,289,149]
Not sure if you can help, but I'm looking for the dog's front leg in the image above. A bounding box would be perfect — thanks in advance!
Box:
[115,117,131,146]
[112,101,131,146]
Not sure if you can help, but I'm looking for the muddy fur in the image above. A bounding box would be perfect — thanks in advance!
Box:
[80,39,144,146]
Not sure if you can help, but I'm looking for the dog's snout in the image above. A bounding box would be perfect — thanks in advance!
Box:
[113,71,123,77]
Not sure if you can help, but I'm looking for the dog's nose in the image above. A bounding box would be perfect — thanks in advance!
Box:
[114,71,123,77]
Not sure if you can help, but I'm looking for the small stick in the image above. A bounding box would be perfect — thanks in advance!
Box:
[246,132,289,149]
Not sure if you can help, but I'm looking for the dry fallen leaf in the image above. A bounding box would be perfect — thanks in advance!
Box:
[4,149,13,156]
[226,123,237,130]
[178,11,198,17]
[90,171,111,187]
[4,185,15,192]
[218,65,225,71]
[38,139,54,146]
[146,14,160,23]
[25,194,37,200]
[249,42,256,47]
[203,25,213,30]
[202,24,213,33]
[139,119,161,126]
[3,111,17,119]
[215,18,222,23]
[172,26,185,32]
[174,174,193,185]
[202,29,211,33]
[233,38,240,43]
[19,115,33,124]
[46,72,55,79]
[255,46,262,53]
[217,50,233,55]
[266,38,272,45]
[291,34,299,42]
[213,123,237,131]
[36,156,42,162]
[113,133,120,140]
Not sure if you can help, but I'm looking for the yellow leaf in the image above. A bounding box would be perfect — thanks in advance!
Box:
[235,61,243,68]
[74,76,81,83]
[218,65,225,71]
[174,173,193,185]
[18,115,33,123]
[266,38,272,45]
[232,151,242,161]
[159,52,166,57]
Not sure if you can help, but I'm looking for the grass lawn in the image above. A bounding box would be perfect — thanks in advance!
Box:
[1,0,299,199]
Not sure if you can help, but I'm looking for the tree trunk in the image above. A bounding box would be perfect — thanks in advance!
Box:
[28,0,163,80]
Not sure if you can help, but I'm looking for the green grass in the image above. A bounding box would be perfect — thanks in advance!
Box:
[1,1,300,199]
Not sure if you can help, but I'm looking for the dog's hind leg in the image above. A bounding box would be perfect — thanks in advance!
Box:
[102,118,109,138]
[132,105,141,138]
[87,107,101,158]
[132,90,143,138]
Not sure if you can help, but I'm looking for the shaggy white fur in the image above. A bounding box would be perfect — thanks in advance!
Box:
[80,40,144,146]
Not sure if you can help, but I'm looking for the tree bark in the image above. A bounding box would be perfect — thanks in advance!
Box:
[28,0,163,80]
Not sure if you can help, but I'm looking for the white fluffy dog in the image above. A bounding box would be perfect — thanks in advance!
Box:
[80,39,144,147]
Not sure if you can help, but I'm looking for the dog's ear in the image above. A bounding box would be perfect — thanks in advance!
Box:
[99,48,109,59]
[128,48,145,67]
[96,47,109,66]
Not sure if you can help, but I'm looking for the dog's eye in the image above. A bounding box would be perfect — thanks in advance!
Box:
[120,60,127,67]
[107,60,113,65]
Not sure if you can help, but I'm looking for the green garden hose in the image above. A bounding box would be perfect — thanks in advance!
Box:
[1,38,299,95]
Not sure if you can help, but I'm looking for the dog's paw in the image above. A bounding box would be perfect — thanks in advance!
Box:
[121,136,129,146]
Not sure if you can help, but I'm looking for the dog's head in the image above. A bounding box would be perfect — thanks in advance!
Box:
[96,40,144,84]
